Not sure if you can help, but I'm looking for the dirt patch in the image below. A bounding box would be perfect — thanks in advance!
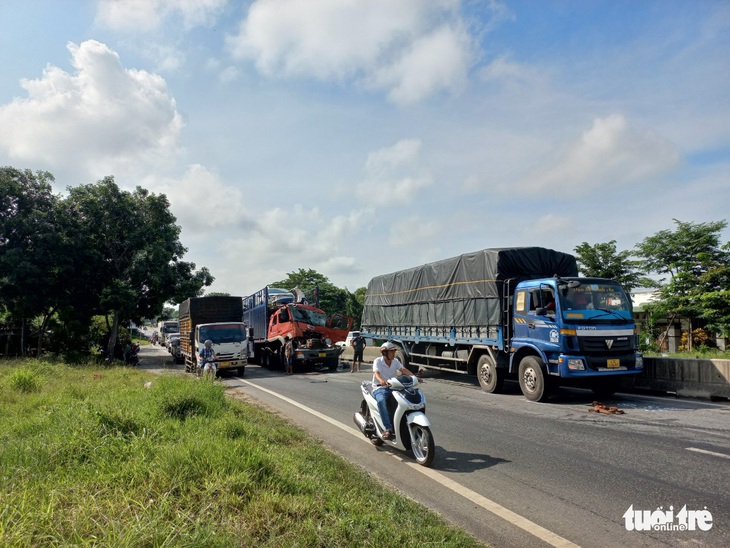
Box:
[137,344,186,376]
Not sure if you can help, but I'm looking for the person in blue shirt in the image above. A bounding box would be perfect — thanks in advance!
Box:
[198,339,217,379]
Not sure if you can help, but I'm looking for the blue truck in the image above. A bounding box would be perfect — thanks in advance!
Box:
[360,247,643,401]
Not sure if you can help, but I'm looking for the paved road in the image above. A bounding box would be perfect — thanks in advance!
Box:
[137,343,730,547]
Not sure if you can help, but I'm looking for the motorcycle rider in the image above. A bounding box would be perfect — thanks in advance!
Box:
[198,339,217,378]
[372,341,415,440]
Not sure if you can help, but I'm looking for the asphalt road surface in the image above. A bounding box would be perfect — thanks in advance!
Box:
[137,343,730,547]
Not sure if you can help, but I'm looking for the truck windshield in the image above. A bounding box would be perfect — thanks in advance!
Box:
[199,324,246,344]
[560,283,633,322]
[290,306,327,326]
[161,323,179,334]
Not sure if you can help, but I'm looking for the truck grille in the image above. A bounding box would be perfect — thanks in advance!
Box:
[579,336,633,353]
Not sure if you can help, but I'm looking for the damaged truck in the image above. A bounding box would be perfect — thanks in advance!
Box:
[361,247,643,401]
[242,287,353,372]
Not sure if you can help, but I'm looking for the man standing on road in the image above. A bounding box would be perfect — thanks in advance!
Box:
[351,333,366,373]
[284,336,294,375]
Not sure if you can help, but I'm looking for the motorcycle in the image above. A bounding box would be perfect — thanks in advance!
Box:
[353,375,435,467]
[125,342,140,366]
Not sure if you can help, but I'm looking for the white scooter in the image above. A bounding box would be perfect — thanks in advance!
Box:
[353,375,435,467]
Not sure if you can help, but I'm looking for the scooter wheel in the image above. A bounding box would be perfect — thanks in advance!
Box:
[410,424,435,467]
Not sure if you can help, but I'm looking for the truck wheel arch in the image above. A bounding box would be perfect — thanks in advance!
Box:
[510,346,548,375]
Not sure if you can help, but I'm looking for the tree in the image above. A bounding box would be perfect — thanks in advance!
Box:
[573,240,656,293]
[65,177,213,358]
[0,167,70,355]
[635,219,730,349]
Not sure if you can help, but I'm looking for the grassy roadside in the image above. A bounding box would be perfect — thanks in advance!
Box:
[0,359,485,547]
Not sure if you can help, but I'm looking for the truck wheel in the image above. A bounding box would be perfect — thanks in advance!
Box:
[518,356,551,402]
[261,352,270,369]
[237,367,245,377]
[476,354,504,393]
[394,348,409,368]
[328,358,338,372]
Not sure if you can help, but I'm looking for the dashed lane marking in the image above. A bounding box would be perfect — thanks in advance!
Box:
[686,447,730,460]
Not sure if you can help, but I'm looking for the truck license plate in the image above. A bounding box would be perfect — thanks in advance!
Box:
[219,361,230,368]
[319,352,327,357]
[607,359,620,368]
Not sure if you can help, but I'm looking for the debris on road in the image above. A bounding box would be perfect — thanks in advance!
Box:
[588,401,625,415]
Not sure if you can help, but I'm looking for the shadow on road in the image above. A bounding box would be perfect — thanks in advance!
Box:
[434,448,511,473]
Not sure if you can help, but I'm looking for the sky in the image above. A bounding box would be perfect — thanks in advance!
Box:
[1,0,729,297]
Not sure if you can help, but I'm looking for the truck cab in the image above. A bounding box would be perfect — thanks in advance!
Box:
[266,302,353,370]
[510,277,643,398]
[243,286,353,372]
[195,322,248,376]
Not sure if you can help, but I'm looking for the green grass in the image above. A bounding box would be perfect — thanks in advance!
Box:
[0,359,484,547]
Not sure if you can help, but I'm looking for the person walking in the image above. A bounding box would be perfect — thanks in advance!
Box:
[351,333,366,373]
[284,336,294,375]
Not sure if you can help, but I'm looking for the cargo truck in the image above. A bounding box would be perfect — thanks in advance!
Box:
[361,247,643,402]
[157,320,179,346]
[242,287,353,372]
[179,296,249,377]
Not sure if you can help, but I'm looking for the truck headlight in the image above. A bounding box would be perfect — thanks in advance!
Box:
[567,359,585,371]
[635,355,643,369]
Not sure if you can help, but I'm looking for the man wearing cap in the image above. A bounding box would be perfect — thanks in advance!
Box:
[372,341,415,440]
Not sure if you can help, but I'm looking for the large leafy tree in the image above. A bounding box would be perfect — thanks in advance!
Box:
[0,167,74,355]
[574,240,656,293]
[635,219,730,348]
[65,177,213,358]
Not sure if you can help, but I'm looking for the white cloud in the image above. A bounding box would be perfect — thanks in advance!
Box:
[480,54,547,89]
[227,0,480,104]
[0,40,183,182]
[388,214,442,247]
[214,205,368,291]
[518,114,681,194]
[148,164,249,232]
[369,23,472,104]
[357,139,432,205]
[95,0,226,32]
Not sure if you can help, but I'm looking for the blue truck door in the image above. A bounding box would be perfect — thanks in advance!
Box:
[513,287,559,350]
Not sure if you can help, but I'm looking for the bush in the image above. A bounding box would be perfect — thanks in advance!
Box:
[9,368,42,393]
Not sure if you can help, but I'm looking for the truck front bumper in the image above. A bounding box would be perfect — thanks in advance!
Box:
[294,348,341,366]
[548,353,643,377]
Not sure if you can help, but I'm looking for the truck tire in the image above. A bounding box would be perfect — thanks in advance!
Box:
[394,348,409,369]
[518,356,552,402]
[237,367,245,377]
[476,354,504,393]
[261,351,270,369]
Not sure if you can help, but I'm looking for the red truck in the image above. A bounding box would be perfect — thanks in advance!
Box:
[242,287,353,372]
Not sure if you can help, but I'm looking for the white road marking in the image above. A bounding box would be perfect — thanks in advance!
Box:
[240,379,580,548]
[686,447,730,460]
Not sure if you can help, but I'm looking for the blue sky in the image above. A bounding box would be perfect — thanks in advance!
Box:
[1,0,728,295]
